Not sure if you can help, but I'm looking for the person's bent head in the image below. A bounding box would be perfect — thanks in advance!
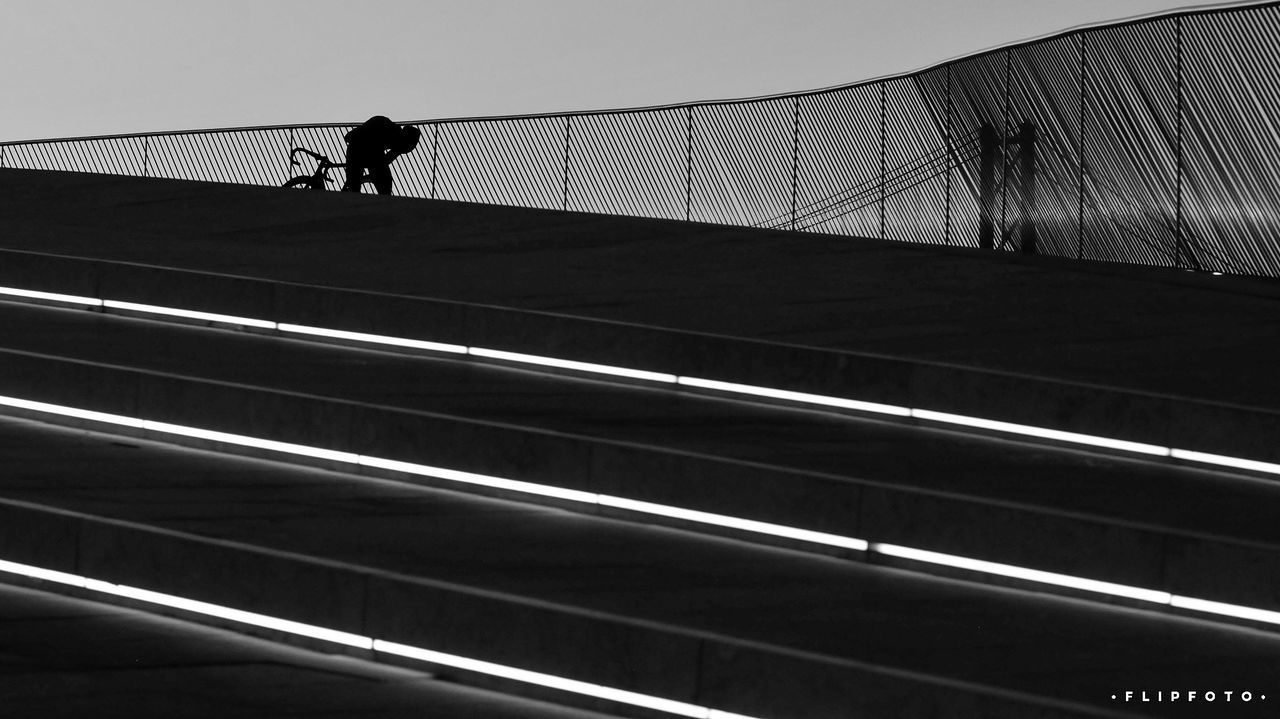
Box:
[395,125,422,154]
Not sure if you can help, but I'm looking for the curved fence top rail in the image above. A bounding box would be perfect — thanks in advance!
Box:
[1,0,1273,146]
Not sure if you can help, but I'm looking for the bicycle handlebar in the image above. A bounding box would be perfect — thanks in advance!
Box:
[289,147,337,166]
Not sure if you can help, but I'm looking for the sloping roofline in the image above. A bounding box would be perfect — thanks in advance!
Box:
[2,0,1273,144]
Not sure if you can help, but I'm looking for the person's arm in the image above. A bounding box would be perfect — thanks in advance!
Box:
[381,130,418,165]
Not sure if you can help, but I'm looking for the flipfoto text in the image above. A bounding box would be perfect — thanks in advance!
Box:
[1116,691,1262,703]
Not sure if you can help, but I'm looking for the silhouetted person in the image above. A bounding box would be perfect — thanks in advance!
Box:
[342,115,421,195]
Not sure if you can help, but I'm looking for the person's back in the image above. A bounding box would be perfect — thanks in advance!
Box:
[342,116,421,195]
[344,115,400,150]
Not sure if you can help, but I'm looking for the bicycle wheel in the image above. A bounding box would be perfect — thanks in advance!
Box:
[282,176,316,189]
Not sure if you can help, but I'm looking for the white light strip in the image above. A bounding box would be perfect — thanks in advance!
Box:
[0,286,102,306]
[2,391,1280,614]
[470,347,678,383]
[3,283,1278,476]
[84,578,375,648]
[0,559,374,648]
[870,543,1173,604]
[102,300,277,329]
[0,558,89,588]
[356,456,600,504]
[0,392,854,554]
[374,640,714,718]
[278,323,468,355]
[0,557,763,719]
[142,420,362,464]
[599,496,869,551]
[677,376,912,417]
[910,409,1171,456]
[1170,595,1280,625]
[0,396,148,429]
[1170,449,1280,477]
[3,554,1279,719]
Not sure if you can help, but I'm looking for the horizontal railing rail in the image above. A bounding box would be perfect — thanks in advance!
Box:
[3,0,1279,277]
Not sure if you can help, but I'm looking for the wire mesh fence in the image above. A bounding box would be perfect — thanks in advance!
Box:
[3,1,1279,276]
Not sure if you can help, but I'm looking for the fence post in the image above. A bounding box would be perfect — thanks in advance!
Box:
[791,96,800,231]
[1078,32,1086,260]
[1174,15,1184,269]
[685,106,694,222]
[1018,121,1038,254]
[978,122,999,249]
[945,65,952,246]
[1001,53,1012,250]
[878,82,886,240]
[142,137,150,178]
[430,123,440,200]
[562,115,572,211]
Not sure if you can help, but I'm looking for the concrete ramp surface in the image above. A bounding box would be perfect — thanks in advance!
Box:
[1,168,1278,718]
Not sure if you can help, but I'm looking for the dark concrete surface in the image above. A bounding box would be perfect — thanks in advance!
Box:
[3,168,1280,718]
[3,170,1279,468]
[0,581,623,719]
[2,300,1279,611]
[1,168,1277,411]
[0,300,1269,538]
[1,415,1279,718]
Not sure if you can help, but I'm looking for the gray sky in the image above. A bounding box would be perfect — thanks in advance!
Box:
[0,0,1247,142]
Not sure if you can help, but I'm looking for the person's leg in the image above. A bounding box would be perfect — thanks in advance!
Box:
[341,157,365,192]
[370,162,393,195]
[342,144,377,192]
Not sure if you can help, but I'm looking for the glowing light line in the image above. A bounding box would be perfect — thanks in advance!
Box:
[142,420,362,464]
[1,286,1277,479]
[374,640,711,718]
[470,347,678,383]
[356,456,599,504]
[5,392,1277,627]
[0,287,102,306]
[1170,596,1280,625]
[678,376,911,417]
[1171,449,1280,477]
[84,578,375,648]
[599,496,869,551]
[871,544,1173,604]
[0,396,147,429]
[278,323,467,354]
[102,300,276,329]
[0,557,764,719]
[0,393,856,556]
[0,558,88,588]
[909,409,1171,456]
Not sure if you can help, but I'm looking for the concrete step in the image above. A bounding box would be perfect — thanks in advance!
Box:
[4,415,1277,719]
[5,167,1280,718]
[3,167,1280,471]
[1,301,1279,631]
[2,246,1278,472]
[0,581,625,719]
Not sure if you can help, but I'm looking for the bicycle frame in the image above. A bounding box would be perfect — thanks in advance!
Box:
[282,147,346,190]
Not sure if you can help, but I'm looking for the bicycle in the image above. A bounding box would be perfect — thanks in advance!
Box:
[282,147,369,191]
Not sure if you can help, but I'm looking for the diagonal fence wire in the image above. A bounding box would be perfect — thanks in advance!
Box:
[1039,136,1237,272]
[756,131,980,231]
[2,2,1279,277]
